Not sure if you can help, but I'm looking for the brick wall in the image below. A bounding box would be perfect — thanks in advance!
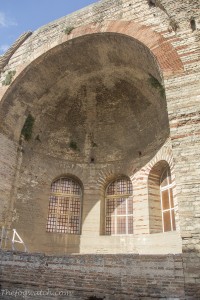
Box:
[0,134,18,227]
[0,250,186,300]
[5,140,182,256]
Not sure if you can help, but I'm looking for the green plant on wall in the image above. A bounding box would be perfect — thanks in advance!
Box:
[35,134,41,142]
[148,73,165,98]
[69,140,79,151]
[169,18,179,32]
[92,141,98,148]
[64,26,75,35]
[2,70,16,86]
[21,114,35,141]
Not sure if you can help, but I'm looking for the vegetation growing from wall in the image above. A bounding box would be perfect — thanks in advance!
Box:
[148,73,165,98]
[21,114,35,141]
[35,134,41,142]
[148,1,179,32]
[64,26,75,35]
[169,18,179,32]
[92,141,98,148]
[2,70,16,86]
[69,140,79,151]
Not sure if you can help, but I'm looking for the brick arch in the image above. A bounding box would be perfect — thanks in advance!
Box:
[131,140,174,183]
[61,20,184,76]
[50,173,84,192]
[0,19,179,140]
[148,160,171,182]
[148,156,179,234]
[148,159,171,233]
[129,140,180,234]
[1,20,184,101]
[144,140,175,178]
[46,164,85,189]
[97,165,132,194]
[0,20,184,134]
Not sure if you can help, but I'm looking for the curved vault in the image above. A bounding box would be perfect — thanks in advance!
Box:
[0,32,173,254]
[0,33,169,164]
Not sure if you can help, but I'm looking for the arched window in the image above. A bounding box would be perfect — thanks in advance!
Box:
[148,161,176,233]
[160,167,176,232]
[105,177,133,235]
[46,177,82,234]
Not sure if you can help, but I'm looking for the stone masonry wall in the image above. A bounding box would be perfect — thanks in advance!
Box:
[0,250,186,300]
[9,139,182,256]
[0,134,18,227]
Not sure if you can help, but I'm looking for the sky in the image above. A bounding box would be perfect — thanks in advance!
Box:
[0,0,99,55]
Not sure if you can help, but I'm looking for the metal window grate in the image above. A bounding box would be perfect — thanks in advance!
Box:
[46,178,81,234]
[107,178,132,196]
[105,177,133,235]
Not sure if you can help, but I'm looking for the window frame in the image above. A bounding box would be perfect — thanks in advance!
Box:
[46,177,82,235]
[160,168,176,232]
[105,177,133,236]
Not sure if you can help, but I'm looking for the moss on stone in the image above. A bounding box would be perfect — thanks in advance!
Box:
[148,73,165,98]
[21,114,35,141]
[64,26,75,35]
[2,70,16,86]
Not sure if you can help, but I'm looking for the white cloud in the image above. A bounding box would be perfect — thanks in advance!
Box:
[0,44,10,53]
[0,11,17,27]
[0,12,6,27]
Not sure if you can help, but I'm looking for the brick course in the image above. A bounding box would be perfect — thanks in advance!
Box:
[0,250,186,300]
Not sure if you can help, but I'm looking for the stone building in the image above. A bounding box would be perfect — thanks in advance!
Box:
[0,0,199,299]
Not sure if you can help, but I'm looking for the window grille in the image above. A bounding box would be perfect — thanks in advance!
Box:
[105,178,133,235]
[46,178,81,234]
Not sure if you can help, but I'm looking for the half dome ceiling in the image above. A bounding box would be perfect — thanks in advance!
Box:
[0,33,169,163]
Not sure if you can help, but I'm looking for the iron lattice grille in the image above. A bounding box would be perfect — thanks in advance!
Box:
[46,178,81,234]
[105,178,133,235]
[160,167,176,232]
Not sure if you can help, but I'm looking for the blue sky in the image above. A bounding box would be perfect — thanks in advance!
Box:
[0,0,98,55]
